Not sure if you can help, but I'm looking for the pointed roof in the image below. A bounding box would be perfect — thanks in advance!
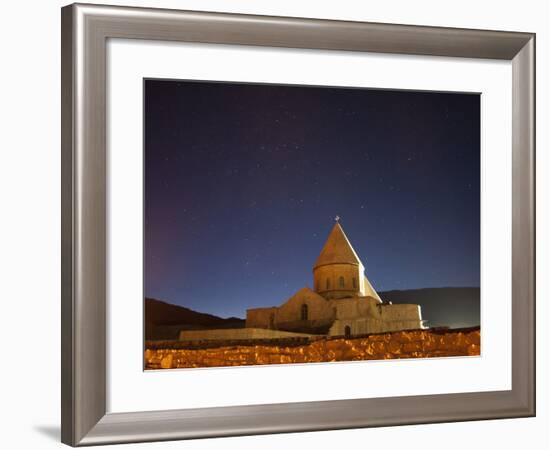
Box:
[314,222,363,268]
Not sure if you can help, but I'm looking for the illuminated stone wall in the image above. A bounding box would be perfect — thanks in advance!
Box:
[244,307,277,329]
[313,263,363,299]
[179,327,312,341]
[246,292,424,335]
[146,327,480,370]
[246,287,335,332]
[277,287,333,323]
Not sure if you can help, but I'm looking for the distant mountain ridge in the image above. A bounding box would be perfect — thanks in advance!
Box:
[145,287,480,340]
[145,298,245,340]
[146,297,244,326]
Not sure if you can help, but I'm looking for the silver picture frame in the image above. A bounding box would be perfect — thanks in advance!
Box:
[61,3,535,446]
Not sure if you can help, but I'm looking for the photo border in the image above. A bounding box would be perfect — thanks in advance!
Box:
[61,3,535,446]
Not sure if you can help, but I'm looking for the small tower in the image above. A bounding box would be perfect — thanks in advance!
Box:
[313,219,381,301]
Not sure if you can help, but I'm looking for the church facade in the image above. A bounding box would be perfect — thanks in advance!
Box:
[246,221,426,337]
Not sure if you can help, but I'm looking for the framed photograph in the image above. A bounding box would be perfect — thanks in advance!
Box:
[142,78,482,370]
[61,3,535,446]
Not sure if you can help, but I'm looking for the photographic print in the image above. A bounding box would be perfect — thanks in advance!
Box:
[143,79,481,370]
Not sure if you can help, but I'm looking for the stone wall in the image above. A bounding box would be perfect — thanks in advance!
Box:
[179,327,313,341]
[277,288,326,320]
[328,317,423,335]
[276,318,334,334]
[146,327,480,369]
[326,298,424,335]
[245,307,277,329]
[330,296,379,320]
[246,294,424,336]
[378,303,422,321]
[313,263,363,298]
[246,287,334,331]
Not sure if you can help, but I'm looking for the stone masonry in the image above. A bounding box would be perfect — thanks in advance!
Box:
[147,327,480,369]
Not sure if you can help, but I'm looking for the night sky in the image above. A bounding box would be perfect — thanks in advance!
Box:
[144,79,480,319]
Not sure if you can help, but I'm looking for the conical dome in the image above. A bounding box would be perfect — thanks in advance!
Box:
[313,221,381,302]
[314,222,362,269]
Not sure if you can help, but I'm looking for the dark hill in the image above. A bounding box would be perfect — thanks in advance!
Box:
[145,297,243,327]
[379,287,480,328]
[145,298,245,340]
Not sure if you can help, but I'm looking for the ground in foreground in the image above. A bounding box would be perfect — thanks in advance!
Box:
[144,327,480,370]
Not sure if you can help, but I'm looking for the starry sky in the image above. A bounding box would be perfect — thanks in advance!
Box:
[144,79,480,319]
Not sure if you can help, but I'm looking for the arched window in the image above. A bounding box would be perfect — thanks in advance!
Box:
[316,280,320,291]
[344,325,351,338]
[326,278,330,289]
[352,277,357,289]
[339,276,345,288]
[269,313,275,329]
[301,304,308,321]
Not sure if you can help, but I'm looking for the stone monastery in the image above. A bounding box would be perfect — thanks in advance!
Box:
[179,220,426,342]
[245,220,426,337]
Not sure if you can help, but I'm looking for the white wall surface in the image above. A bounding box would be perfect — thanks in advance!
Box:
[0,0,547,449]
